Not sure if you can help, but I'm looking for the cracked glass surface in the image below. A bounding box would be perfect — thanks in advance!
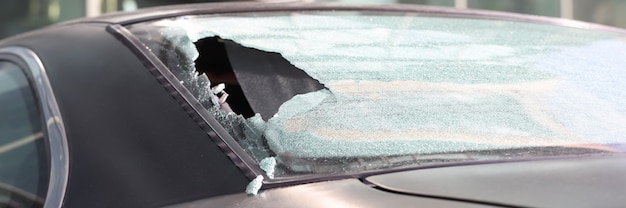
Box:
[129,11,626,178]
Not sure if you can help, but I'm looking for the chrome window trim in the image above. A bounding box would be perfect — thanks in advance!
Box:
[0,47,69,208]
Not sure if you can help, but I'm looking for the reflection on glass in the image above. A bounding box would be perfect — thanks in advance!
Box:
[0,62,48,207]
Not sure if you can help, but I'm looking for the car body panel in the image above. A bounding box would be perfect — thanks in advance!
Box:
[366,155,626,208]
[168,178,496,208]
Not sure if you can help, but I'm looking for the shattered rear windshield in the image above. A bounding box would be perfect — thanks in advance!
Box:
[128,11,626,178]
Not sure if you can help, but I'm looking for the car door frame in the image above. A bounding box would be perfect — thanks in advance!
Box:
[0,47,69,208]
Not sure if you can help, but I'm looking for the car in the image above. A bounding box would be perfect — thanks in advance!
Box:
[1,2,626,207]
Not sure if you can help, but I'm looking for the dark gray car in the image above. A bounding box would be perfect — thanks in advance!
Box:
[1,2,626,208]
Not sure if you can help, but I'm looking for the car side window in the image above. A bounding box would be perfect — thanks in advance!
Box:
[0,61,48,207]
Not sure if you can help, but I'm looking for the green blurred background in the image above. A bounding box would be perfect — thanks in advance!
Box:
[2,0,626,39]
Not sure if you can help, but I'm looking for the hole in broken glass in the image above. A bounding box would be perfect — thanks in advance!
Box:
[191,36,326,177]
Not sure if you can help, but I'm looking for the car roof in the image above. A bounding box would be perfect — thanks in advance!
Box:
[57,2,626,34]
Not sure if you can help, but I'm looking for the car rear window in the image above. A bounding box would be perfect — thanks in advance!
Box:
[128,11,626,179]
